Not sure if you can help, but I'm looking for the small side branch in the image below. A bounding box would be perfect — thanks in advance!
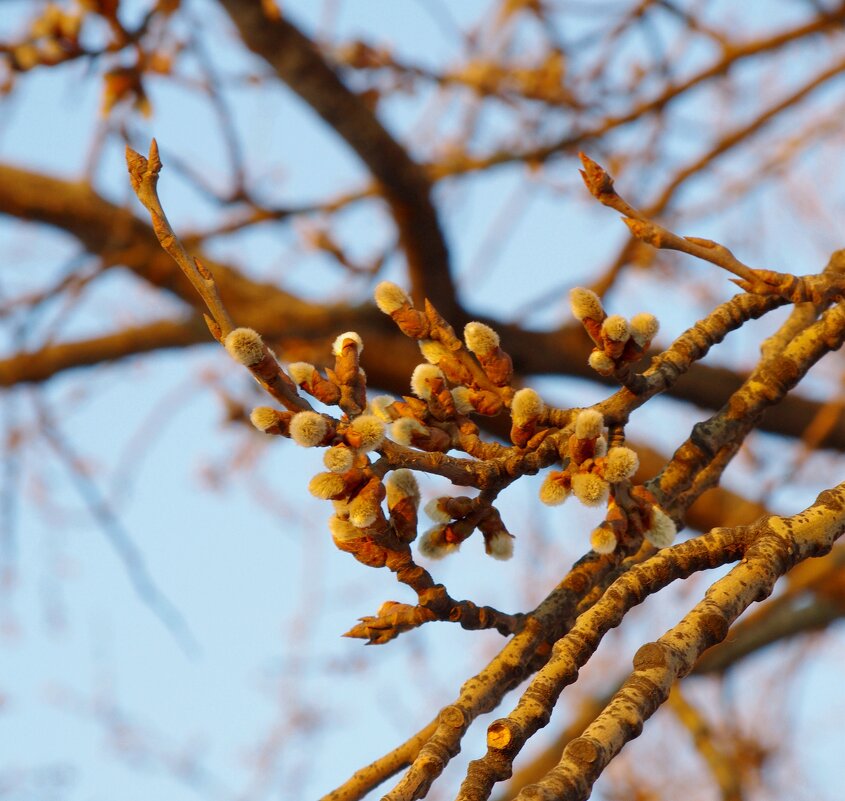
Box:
[346,594,524,644]
[578,152,835,303]
[126,140,234,339]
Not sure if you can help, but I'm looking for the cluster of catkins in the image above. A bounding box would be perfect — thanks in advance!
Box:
[224,280,675,563]
[570,286,659,376]
[224,327,419,558]
[537,406,675,553]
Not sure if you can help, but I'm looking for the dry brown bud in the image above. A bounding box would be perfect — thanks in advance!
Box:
[578,152,616,199]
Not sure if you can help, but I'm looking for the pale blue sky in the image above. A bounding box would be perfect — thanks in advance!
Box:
[2,1,845,800]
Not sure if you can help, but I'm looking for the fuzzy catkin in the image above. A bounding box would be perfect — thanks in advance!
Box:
[645,506,677,548]
[329,515,366,542]
[418,340,451,365]
[309,472,346,499]
[417,526,458,559]
[332,331,363,356]
[348,414,385,451]
[570,287,604,322]
[386,469,420,508]
[539,473,570,506]
[511,387,544,425]
[451,387,474,415]
[604,446,639,482]
[370,395,397,422]
[486,531,514,560]
[424,497,452,522]
[287,361,315,385]
[250,406,279,432]
[571,472,610,507]
[410,364,444,400]
[601,314,630,342]
[630,312,659,347]
[591,526,617,554]
[224,328,265,365]
[324,446,354,473]
[391,417,427,445]
[290,411,329,447]
[575,409,604,440]
[588,350,615,374]
[374,281,410,314]
[464,321,500,355]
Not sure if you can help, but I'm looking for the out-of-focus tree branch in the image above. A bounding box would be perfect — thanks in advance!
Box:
[217,1,457,319]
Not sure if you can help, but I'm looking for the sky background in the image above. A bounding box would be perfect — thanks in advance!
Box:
[2,1,845,800]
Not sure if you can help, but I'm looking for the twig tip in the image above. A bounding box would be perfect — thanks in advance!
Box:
[577,152,615,199]
[148,138,162,174]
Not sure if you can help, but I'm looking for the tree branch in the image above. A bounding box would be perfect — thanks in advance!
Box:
[216,0,457,318]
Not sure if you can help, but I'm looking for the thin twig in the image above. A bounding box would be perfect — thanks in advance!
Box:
[126,139,234,339]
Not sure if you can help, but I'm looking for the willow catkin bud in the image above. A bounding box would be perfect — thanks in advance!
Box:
[644,506,677,548]
[590,525,617,554]
[604,446,639,482]
[588,350,615,374]
[369,395,398,422]
[386,469,420,510]
[374,281,411,314]
[601,315,630,343]
[324,446,354,473]
[570,287,604,322]
[571,473,610,507]
[630,312,659,348]
[575,409,604,440]
[224,327,265,365]
[511,387,544,426]
[417,526,459,559]
[348,494,380,528]
[539,472,570,506]
[451,387,474,415]
[410,364,444,400]
[309,472,347,499]
[287,361,315,386]
[332,498,350,515]
[418,340,451,365]
[463,321,500,356]
[329,515,366,542]
[332,331,363,356]
[391,417,427,446]
[250,406,281,432]
[290,411,330,447]
[424,497,452,522]
[485,531,514,560]
[347,414,385,451]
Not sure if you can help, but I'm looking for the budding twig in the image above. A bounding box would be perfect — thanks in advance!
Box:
[126,140,234,338]
[578,152,804,297]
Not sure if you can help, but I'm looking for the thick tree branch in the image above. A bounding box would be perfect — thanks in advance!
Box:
[512,483,845,801]
[0,317,208,385]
